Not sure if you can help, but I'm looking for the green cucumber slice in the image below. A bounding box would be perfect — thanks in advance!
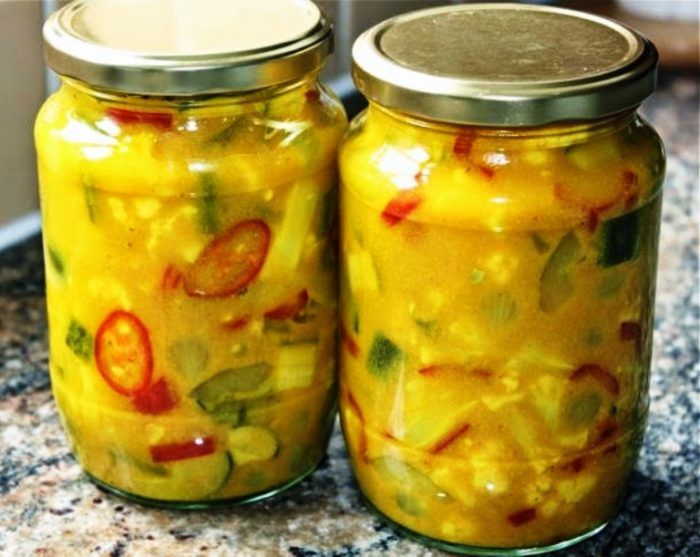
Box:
[598,209,640,267]
[228,426,278,465]
[168,338,209,378]
[191,363,272,410]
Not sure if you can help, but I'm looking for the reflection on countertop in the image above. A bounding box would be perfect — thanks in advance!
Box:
[0,72,698,556]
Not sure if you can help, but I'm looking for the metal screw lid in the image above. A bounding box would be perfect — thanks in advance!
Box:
[44,0,333,96]
[352,3,658,126]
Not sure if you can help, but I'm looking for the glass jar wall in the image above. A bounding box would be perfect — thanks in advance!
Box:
[339,4,664,553]
[36,0,346,507]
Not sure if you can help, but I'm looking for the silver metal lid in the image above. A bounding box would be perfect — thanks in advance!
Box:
[352,3,658,126]
[44,0,333,96]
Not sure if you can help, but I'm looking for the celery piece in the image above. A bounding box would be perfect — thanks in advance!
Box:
[275,342,317,391]
[47,246,65,277]
[539,232,582,313]
[65,319,92,360]
[366,333,402,378]
[485,291,518,326]
[83,175,97,222]
[598,210,640,267]
[261,179,319,277]
[198,173,219,234]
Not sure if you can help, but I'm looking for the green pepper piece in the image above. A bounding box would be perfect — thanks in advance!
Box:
[539,232,582,313]
[198,173,219,234]
[598,210,640,267]
[167,338,209,378]
[65,319,92,360]
[366,333,402,377]
[47,246,65,277]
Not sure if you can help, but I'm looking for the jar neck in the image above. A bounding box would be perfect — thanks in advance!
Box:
[367,102,637,145]
[60,73,320,115]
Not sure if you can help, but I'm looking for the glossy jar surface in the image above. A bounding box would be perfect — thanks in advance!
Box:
[35,75,346,507]
[339,105,664,551]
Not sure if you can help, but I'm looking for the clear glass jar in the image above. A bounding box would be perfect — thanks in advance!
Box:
[36,0,346,507]
[339,4,664,553]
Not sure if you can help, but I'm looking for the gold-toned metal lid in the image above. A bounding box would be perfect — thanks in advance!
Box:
[44,0,333,96]
[352,3,658,126]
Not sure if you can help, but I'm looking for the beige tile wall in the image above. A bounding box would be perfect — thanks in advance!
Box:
[0,0,45,226]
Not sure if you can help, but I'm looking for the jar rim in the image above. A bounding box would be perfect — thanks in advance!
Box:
[352,3,658,127]
[43,0,333,96]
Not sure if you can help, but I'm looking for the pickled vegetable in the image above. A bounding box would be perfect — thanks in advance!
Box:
[37,77,345,504]
[339,106,663,548]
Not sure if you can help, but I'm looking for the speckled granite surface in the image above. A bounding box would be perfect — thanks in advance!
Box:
[1,73,698,557]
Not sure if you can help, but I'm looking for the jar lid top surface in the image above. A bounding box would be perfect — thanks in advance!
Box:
[352,3,658,126]
[44,0,332,96]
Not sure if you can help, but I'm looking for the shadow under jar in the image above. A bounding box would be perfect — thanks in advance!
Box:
[35,0,346,508]
[339,4,664,554]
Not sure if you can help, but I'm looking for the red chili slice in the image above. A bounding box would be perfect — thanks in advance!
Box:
[453,132,474,159]
[346,391,368,463]
[221,315,251,332]
[340,323,360,359]
[160,264,183,290]
[430,423,471,455]
[265,289,309,320]
[381,190,423,227]
[507,507,537,527]
[132,377,176,415]
[475,164,496,180]
[106,108,173,130]
[184,219,271,298]
[620,321,642,342]
[149,436,216,463]
[570,364,620,396]
[95,310,153,396]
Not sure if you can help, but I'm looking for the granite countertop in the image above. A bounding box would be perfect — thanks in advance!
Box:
[1,73,698,557]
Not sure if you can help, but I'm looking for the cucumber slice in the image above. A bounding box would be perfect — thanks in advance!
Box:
[228,426,279,465]
[206,396,276,426]
[65,319,92,360]
[191,363,272,410]
[112,450,233,501]
[565,391,603,428]
[275,342,317,391]
[372,456,449,514]
[168,338,209,378]
[539,232,582,313]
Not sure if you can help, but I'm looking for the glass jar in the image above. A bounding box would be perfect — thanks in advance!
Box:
[36,0,346,507]
[339,4,664,553]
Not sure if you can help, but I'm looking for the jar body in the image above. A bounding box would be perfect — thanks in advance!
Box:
[35,76,346,506]
[339,106,664,551]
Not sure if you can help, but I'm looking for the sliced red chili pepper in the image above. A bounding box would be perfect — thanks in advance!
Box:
[595,419,619,446]
[305,89,321,102]
[346,391,368,463]
[430,423,471,454]
[95,310,153,396]
[475,164,496,180]
[563,457,586,474]
[419,364,491,378]
[264,289,309,320]
[620,321,642,342]
[340,323,360,359]
[132,377,176,415]
[453,132,474,159]
[570,364,620,396]
[184,219,271,298]
[160,264,183,290]
[149,436,216,463]
[507,507,537,527]
[106,108,173,130]
[221,315,251,332]
[381,190,423,227]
